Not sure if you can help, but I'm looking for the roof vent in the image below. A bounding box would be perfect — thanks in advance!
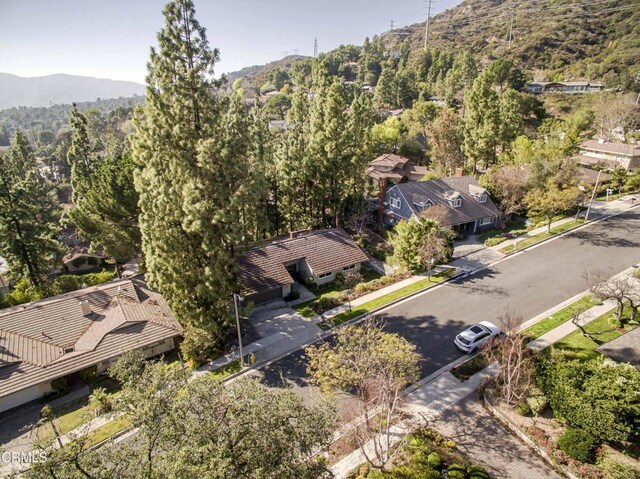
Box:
[598,138,605,144]
[79,300,92,316]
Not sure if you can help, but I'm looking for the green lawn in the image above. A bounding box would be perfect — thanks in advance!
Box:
[476,219,527,244]
[36,400,100,446]
[524,295,600,339]
[84,415,131,447]
[500,218,585,254]
[208,359,242,381]
[320,270,453,329]
[552,307,636,360]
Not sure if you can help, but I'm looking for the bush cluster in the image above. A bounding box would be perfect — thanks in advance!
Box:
[558,428,597,463]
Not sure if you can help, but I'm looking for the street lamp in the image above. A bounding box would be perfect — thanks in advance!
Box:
[233,293,245,368]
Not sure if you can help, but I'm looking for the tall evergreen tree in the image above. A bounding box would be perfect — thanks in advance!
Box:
[132,0,235,336]
[0,132,60,288]
[463,72,500,172]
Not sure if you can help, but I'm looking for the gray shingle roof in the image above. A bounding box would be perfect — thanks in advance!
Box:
[394,176,502,226]
[596,328,640,369]
[581,140,640,157]
[239,229,369,295]
[0,279,182,398]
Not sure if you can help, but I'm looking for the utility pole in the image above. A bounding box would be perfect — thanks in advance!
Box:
[390,18,394,31]
[233,293,244,367]
[424,0,432,50]
[314,37,318,58]
[584,170,602,222]
[507,4,516,48]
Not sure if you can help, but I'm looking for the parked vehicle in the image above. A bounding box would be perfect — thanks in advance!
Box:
[454,321,500,353]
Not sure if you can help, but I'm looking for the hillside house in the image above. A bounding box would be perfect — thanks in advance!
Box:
[384,176,502,233]
[526,81,605,94]
[575,140,640,171]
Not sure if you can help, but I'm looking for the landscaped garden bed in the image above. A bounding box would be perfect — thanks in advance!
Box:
[345,429,491,478]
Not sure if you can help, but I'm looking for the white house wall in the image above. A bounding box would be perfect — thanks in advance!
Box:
[0,382,53,414]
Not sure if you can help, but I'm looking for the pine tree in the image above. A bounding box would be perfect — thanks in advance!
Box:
[0,132,60,288]
[428,108,465,176]
[463,72,500,172]
[132,0,235,335]
[67,104,94,203]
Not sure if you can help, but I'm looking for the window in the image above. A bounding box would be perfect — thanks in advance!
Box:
[63,347,74,354]
[389,197,401,209]
[474,194,487,203]
[342,264,356,272]
[450,198,462,208]
[318,272,332,279]
[480,217,493,226]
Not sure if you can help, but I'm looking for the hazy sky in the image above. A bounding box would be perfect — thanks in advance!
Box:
[0,0,461,83]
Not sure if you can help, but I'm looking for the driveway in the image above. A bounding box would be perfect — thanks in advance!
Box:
[247,300,323,363]
[431,394,562,479]
[451,236,504,272]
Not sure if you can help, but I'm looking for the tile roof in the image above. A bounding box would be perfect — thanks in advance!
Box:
[239,229,369,295]
[581,140,640,157]
[0,279,182,398]
[370,153,410,168]
[392,176,502,226]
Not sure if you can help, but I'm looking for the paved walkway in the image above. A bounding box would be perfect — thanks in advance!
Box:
[431,394,563,479]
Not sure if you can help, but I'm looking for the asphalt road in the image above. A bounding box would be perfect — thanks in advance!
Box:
[254,209,640,389]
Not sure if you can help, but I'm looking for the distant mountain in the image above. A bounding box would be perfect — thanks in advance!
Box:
[0,73,146,110]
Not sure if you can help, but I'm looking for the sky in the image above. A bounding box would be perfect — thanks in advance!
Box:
[0,0,461,84]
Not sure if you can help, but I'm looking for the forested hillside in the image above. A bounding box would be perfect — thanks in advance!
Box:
[228,0,639,92]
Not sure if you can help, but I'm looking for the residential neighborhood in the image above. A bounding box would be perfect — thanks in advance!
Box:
[0,0,639,478]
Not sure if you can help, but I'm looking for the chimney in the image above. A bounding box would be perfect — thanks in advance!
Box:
[455,167,464,177]
[79,300,92,316]
[289,231,295,239]
[598,138,605,144]
[377,177,387,227]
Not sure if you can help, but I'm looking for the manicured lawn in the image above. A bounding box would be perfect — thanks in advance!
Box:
[85,415,131,447]
[524,295,600,339]
[500,218,585,254]
[320,270,453,329]
[476,219,527,244]
[208,359,242,381]
[36,400,99,446]
[552,307,636,360]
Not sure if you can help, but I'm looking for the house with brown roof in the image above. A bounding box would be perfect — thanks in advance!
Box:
[239,229,369,304]
[0,278,182,413]
[576,140,640,171]
[384,176,502,233]
[366,153,431,184]
[526,81,605,94]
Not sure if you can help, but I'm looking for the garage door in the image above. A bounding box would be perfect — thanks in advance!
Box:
[245,287,283,305]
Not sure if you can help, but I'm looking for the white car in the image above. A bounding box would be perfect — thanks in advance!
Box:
[454,321,501,353]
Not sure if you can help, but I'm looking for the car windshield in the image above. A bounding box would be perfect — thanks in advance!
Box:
[458,336,470,345]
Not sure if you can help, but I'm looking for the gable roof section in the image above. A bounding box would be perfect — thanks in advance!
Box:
[393,176,502,226]
[370,153,410,168]
[240,229,369,295]
[596,328,640,369]
[0,279,182,398]
[581,140,640,157]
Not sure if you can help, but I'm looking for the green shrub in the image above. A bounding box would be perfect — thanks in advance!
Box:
[596,452,640,479]
[558,427,597,462]
[83,270,114,286]
[51,377,69,394]
[284,290,300,301]
[427,451,442,470]
[79,366,98,382]
[485,236,507,247]
[180,325,218,366]
[366,469,385,479]
[447,463,468,479]
[525,387,549,416]
[354,282,373,295]
[313,296,341,313]
[515,401,532,416]
[467,464,490,479]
